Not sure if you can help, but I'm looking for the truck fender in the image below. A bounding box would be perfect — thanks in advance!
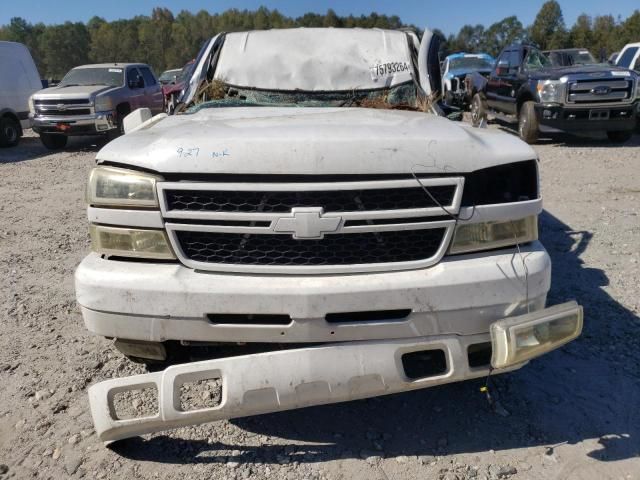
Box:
[516,90,535,114]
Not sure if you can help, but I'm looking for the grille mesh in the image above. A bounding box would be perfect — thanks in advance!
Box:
[176,228,446,266]
[165,186,455,213]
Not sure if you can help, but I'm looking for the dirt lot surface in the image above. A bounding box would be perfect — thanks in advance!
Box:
[0,127,639,480]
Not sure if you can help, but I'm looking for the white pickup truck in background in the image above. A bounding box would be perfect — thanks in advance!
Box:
[75,27,583,442]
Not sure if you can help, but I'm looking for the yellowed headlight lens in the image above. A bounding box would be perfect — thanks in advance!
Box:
[90,225,175,259]
[449,216,538,254]
[490,301,583,369]
[87,166,162,208]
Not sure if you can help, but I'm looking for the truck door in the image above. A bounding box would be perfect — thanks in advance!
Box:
[492,50,520,115]
[139,66,164,114]
[126,67,146,111]
[487,51,506,112]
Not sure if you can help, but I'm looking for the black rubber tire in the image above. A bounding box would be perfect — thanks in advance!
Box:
[606,130,632,143]
[470,93,487,127]
[107,105,131,142]
[40,133,68,150]
[518,101,539,144]
[0,116,21,148]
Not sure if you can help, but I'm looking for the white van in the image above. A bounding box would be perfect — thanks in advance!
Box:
[0,41,42,147]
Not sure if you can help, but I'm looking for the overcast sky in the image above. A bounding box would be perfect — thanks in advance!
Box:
[1,0,638,35]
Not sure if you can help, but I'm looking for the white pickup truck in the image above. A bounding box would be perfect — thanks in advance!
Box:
[75,28,583,442]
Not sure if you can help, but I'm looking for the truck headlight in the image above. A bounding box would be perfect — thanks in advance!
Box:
[94,95,114,112]
[90,225,175,259]
[449,216,538,255]
[490,301,583,369]
[28,96,35,114]
[86,166,162,208]
[536,80,565,104]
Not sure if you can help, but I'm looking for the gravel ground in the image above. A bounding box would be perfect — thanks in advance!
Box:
[0,126,639,480]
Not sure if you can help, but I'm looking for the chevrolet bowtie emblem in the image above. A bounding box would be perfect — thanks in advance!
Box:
[274,207,341,239]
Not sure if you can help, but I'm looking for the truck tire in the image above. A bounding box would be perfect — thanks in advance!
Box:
[606,131,632,143]
[518,101,539,144]
[0,116,20,148]
[40,133,68,150]
[470,94,487,127]
[107,105,131,142]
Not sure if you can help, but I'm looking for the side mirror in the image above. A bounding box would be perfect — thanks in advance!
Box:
[496,61,509,76]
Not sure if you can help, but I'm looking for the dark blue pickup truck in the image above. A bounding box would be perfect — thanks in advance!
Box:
[467,43,639,143]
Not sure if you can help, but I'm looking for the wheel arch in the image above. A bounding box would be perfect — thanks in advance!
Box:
[516,91,536,115]
[0,109,23,136]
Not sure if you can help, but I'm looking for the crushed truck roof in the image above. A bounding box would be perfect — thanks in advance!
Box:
[214,28,415,91]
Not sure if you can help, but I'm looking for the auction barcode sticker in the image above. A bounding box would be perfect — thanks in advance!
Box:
[370,61,411,81]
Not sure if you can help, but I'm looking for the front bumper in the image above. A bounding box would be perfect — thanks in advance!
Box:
[30,111,116,136]
[76,241,551,344]
[89,301,582,442]
[535,103,637,133]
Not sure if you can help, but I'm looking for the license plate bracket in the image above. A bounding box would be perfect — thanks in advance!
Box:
[589,109,610,120]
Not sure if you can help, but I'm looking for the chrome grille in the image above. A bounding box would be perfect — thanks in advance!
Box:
[567,78,634,104]
[158,177,463,274]
[34,98,93,116]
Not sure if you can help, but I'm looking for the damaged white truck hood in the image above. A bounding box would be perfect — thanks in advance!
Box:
[97,107,536,174]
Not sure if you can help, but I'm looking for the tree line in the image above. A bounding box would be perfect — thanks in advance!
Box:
[0,7,413,79]
[445,1,640,59]
[1,2,639,80]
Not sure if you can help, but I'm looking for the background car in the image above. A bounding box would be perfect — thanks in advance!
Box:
[29,63,164,149]
[616,42,640,72]
[162,60,195,113]
[441,52,494,108]
[158,68,182,85]
[0,41,42,147]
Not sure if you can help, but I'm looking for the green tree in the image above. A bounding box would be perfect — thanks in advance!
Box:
[38,22,90,78]
[137,8,174,72]
[482,16,525,56]
[530,0,567,49]
[619,10,640,47]
[591,15,620,58]
[568,14,593,50]
[449,24,485,52]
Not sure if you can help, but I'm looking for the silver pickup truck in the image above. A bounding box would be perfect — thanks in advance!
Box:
[29,63,164,149]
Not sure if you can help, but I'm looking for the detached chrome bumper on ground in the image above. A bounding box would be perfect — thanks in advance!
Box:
[89,301,582,442]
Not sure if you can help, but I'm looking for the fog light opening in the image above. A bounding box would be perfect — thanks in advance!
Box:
[402,349,447,380]
[467,342,492,368]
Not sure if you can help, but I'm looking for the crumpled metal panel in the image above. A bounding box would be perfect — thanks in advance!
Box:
[215,28,414,91]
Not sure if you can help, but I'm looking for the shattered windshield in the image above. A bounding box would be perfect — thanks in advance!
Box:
[449,56,493,71]
[187,81,421,113]
[525,50,552,71]
[59,67,124,87]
